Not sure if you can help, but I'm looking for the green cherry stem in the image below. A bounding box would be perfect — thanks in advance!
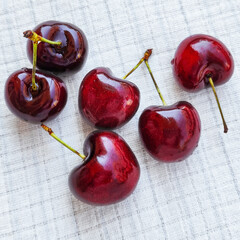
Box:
[32,43,38,91]
[23,30,62,91]
[208,77,228,133]
[144,54,167,106]
[123,49,152,79]
[41,124,86,160]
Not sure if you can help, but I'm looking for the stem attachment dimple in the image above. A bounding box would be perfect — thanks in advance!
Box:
[41,124,86,160]
[23,30,62,92]
[143,53,167,106]
[208,77,228,133]
[122,49,153,79]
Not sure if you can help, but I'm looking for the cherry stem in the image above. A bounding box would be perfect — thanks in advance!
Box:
[208,77,228,133]
[23,30,62,91]
[41,124,86,160]
[31,43,38,91]
[122,49,153,79]
[144,55,167,106]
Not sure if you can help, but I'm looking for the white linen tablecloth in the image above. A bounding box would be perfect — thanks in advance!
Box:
[0,0,240,239]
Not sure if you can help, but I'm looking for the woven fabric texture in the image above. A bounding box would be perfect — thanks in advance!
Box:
[0,0,240,239]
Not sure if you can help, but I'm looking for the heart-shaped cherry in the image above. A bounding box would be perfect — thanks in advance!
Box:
[172,34,234,133]
[139,51,201,162]
[78,50,152,129]
[41,124,140,205]
[5,68,68,123]
[139,102,201,162]
[26,20,88,73]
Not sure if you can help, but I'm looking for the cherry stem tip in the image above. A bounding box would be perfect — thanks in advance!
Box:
[122,49,153,79]
[23,30,33,38]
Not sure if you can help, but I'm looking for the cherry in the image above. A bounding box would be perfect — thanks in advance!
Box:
[41,124,140,205]
[139,50,201,162]
[78,50,152,129]
[5,68,67,123]
[79,68,139,129]
[172,34,234,133]
[26,20,88,73]
[139,102,201,162]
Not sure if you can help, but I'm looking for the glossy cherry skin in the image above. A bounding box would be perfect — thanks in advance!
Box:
[69,131,140,205]
[5,68,68,123]
[139,101,201,162]
[79,67,140,129]
[27,20,88,73]
[172,34,234,92]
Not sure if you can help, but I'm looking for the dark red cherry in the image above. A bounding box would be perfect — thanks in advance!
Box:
[139,102,201,162]
[5,68,67,123]
[78,67,140,129]
[26,20,88,73]
[172,34,234,92]
[68,131,140,205]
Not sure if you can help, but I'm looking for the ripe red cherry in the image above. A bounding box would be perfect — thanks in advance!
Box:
[26,20,88,73]
[5,68,67,123]
[69,131,140,205]
[78,67,140,129]
[41,125,140,205]
[172,34,234,91]
[172,34,234,133]
[138,50,201,162]
[139,102,201,162]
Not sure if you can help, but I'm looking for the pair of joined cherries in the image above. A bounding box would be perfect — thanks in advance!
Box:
[4,21,234,205]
